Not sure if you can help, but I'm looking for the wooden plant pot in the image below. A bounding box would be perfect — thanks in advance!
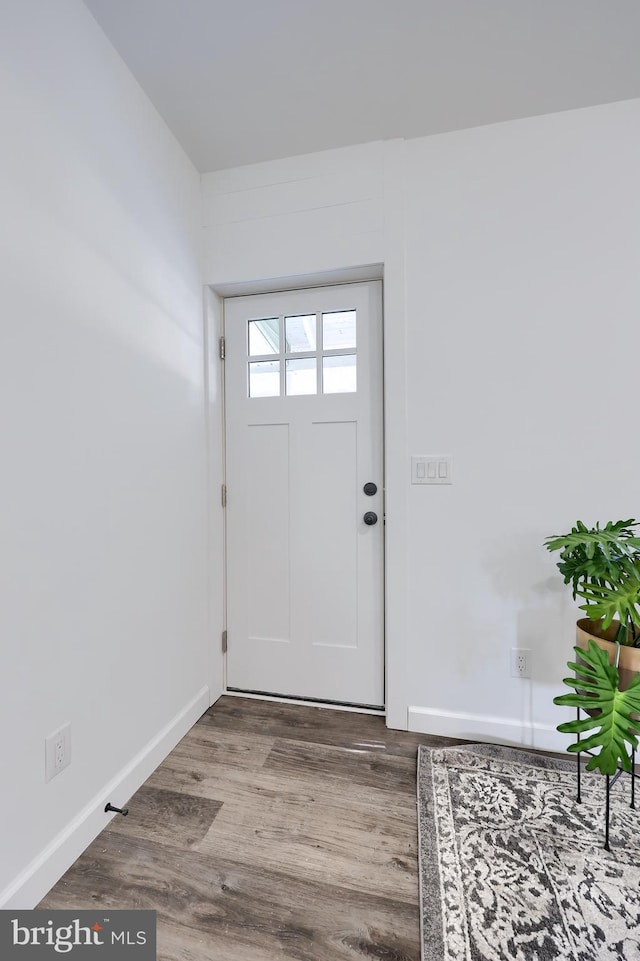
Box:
[576,617,640,692]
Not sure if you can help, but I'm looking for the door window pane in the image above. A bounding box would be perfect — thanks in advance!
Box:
[249,360,280,397]
[285,314,316,353]
[323,354,356,394]
[249,318,279,356]
[286,358,317,396]
[322,310,356,351]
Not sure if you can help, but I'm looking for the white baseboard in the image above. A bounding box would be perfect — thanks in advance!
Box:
[0,686,210,910]
[408,705,568,755]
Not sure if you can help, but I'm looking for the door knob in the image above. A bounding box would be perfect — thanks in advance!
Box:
[363,511,378,526]
[363,482,377,496]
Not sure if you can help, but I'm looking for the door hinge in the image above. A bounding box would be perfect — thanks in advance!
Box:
[221,484,227,508]
[219,336,226,360]
[221,630,228,653]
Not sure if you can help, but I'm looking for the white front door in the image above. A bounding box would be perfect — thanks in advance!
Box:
[224,281,384,707]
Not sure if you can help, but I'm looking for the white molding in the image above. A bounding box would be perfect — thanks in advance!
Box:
[381,139,409,730]
[211,264,383,299]
[408,705,567,754]
[0,687,210,910]
[204,286,225,705]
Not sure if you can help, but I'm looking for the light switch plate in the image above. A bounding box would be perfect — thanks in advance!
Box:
[411,456,453,485]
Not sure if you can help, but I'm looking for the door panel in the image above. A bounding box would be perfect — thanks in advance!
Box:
[224,281,384,706]
[307,420,358,650]
[246,424,290,642]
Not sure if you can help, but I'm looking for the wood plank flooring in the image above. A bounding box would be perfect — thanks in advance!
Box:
[39,696,463,961]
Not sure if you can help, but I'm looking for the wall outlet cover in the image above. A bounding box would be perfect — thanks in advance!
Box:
[510,648,531,679]
[45,722,71,782]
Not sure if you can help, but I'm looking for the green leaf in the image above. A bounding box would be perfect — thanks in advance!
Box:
[557,714,603,734]
[576,562,640,634]
[544,519,640,641]
[553,639,640,775]
[544,519,638,556]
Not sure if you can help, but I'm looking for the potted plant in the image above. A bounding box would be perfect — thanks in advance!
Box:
[544,519,640,775]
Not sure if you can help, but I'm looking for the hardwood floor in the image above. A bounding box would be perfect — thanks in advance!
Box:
[39,696,462,961]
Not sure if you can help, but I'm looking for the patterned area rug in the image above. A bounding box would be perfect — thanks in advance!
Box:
[417,744,640,961]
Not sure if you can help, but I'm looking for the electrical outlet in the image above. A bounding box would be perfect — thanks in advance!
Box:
[45,723,71,782]
[510,648,531,679]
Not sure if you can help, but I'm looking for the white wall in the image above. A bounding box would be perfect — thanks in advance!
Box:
[202,97,640,749]
[0,0,220,907]
[202,141,389,284]
[402,99,640,746]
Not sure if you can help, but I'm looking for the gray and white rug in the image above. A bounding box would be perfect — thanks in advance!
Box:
[417,744,640,961]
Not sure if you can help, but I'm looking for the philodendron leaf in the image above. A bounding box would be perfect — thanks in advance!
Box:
[544,520,639,556]
[575,556,640,634]
[554,639,640,775]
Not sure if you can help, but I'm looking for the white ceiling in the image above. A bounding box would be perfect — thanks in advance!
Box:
[83,0,640,173]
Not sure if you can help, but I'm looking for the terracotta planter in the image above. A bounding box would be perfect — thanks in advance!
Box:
[576,617,640,691]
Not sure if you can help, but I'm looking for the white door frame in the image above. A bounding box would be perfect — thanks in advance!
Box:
[206,257,409,729]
